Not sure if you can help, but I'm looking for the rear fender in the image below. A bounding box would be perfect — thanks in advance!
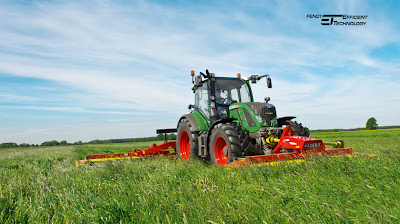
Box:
[178,114,199,131]
[178,112,210,157]
[178,111,210,132]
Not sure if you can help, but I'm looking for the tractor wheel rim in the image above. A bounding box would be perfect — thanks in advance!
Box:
[214,136,228,165]
[180,130,190,161]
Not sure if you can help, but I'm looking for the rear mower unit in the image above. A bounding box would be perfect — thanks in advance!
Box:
[76,70,352,166]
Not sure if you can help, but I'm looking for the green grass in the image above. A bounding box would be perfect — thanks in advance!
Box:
[1,130,399,223]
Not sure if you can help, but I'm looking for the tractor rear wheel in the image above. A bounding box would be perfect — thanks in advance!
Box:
[209,123,243,165]
[287,121,310,137]
[177,118,199,161]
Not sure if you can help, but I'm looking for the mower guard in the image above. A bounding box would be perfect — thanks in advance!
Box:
[244,126,353,163]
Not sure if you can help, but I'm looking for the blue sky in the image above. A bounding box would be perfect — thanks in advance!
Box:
[1,0,399,144]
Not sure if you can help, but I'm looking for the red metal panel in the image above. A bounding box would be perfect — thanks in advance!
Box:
[300,138,326,154]
[134,142,176,156]
[273,126,326,154]
[85,141,176,160]
[273,126,295,154]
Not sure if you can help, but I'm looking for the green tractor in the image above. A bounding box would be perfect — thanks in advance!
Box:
[176,70,310,165]
[76,69,351,166]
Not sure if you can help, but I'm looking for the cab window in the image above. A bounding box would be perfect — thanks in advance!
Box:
[194,84,210,118]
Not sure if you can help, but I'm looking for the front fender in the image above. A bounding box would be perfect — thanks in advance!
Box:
[277,116,296,127]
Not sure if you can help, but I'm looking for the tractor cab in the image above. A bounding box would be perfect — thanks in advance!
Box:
[194,77,253,120]
[191,70,272,128]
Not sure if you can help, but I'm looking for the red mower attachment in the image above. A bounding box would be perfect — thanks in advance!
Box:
[75,140,176,166]
[238,126,353,164]
[75,129,178,166]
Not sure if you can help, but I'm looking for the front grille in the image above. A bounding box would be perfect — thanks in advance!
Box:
[245,102,276,126]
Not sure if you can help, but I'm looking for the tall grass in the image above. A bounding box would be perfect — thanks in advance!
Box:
[1,130,399,223]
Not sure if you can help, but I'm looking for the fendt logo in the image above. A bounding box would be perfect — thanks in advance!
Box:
[307,14,368,26]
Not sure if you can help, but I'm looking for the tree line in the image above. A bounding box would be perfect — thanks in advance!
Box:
[0,133,176,148]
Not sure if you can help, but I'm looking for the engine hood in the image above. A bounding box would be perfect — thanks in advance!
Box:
[243,102,277,126]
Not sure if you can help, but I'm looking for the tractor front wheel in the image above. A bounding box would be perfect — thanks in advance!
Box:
[209,123,243,165]
[177,118,199,161]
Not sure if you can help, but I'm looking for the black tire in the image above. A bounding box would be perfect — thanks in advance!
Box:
[236,125,252,156]
[209,122,243,165]
[287,121,310,137]
[176,118,199,160]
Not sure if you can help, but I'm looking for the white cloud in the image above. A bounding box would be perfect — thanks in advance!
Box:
[0,94,40,102]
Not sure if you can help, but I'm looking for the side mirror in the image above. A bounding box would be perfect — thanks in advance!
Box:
[195,75,203,87]
[267,77,272,88]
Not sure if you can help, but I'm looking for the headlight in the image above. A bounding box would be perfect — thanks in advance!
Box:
[271,117,278,127]
[255,115,266,125]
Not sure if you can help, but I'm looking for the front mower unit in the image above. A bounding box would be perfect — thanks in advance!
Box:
[242,126,353,164]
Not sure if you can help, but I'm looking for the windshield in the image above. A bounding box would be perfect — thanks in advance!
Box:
[215,78,252,103]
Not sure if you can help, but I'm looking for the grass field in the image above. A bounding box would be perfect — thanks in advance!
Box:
[1,129,399,223]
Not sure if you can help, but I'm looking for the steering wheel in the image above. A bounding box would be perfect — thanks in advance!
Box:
[216,98,232,108]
